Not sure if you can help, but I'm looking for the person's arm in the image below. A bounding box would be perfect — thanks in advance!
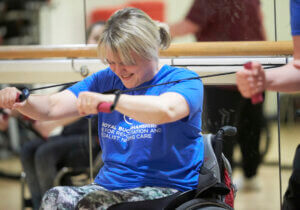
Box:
[293,36,300,69]
[33,116,81,138]
[258,6,267,41]
[116,92,190,124]
[77,91,190,124]
[169,19,200,38]
[293,36,300,61]
[236,62,300,98]
[264,63,300,92]
[0,88,79,121]
[169,0,207,39]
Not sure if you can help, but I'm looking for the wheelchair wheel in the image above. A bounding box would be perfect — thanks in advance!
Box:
[175,198,233,210]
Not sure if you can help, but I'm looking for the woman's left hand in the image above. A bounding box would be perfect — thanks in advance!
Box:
[77,92,113,115]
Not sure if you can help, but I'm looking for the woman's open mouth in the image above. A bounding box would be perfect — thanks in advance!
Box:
[121,73,134,80]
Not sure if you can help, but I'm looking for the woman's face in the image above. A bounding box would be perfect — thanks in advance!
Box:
[106,51,158,88]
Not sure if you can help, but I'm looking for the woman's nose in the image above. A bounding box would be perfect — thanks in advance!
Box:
[115,64,125,73]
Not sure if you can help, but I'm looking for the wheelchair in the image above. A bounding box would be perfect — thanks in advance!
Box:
[21,126,236,210]
[106,125,237,210]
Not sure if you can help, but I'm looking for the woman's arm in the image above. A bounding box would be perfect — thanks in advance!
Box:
[77,91,190,124]
[33,116,81,138]
[116,92,190,124]
[18,90,79,121]
[0,88,79,121]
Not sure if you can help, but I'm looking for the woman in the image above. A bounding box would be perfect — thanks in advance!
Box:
[0,8,204,209]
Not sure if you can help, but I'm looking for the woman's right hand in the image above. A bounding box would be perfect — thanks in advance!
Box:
[0,87,24,109]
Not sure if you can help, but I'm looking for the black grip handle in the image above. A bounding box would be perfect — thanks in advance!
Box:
[18,89,30,102]
[214,126,237,180]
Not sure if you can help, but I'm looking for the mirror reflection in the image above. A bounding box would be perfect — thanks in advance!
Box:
[0,1,296,210]
[0,0,291,45]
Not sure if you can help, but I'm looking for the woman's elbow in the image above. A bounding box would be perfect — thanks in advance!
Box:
[158,105,187,124]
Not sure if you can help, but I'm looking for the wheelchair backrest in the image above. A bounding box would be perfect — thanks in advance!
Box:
[202,134,221,182]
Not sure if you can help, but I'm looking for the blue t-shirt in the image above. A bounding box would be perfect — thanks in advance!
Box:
[291,0,300,35]
[68,64,204,192]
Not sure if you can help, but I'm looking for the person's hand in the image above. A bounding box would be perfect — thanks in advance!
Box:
[0,87,25,110]
[236,62,266,98]
[77,92,114,115]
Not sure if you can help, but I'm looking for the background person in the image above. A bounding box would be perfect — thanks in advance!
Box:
[20,115,99,210]
[236,0,300,208]
[87,21,106,45]
[170,0,266,191]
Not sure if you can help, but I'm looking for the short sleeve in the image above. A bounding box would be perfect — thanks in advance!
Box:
[186,0,213,28]
[68,68,114,98]
[290,0,300,36]
[164,70,203,120]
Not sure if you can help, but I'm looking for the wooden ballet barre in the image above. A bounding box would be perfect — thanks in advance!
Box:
[0,41,293,59]
[160,41,293,57]
[0,44,98,59]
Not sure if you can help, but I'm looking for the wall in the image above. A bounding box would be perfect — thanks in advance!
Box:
[39,0,85,45]
[261,0,291,41]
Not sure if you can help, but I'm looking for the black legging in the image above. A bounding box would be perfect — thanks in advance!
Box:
[202,86,263,178]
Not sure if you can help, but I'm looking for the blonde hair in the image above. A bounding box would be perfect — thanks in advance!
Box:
[98,7,171,65]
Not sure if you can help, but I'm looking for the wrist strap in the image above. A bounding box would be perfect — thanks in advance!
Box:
[110,90,121,112]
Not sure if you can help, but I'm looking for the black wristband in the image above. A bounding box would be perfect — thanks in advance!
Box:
[110,90,121,112]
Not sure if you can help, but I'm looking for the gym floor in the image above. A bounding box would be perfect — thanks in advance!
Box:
[0,121,298,210]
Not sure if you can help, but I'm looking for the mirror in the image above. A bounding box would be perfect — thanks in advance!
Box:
[0,0,292,45]
[278,90,300,205]
[0,1,295,210]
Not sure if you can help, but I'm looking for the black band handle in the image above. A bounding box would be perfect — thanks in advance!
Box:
[17,88,30,102]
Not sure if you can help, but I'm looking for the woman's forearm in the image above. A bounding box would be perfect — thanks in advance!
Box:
[17,94,54,120]
[115,92,189,124]
[17,90,79,121]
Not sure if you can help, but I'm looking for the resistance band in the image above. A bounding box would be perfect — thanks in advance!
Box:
[15,62,284,113]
